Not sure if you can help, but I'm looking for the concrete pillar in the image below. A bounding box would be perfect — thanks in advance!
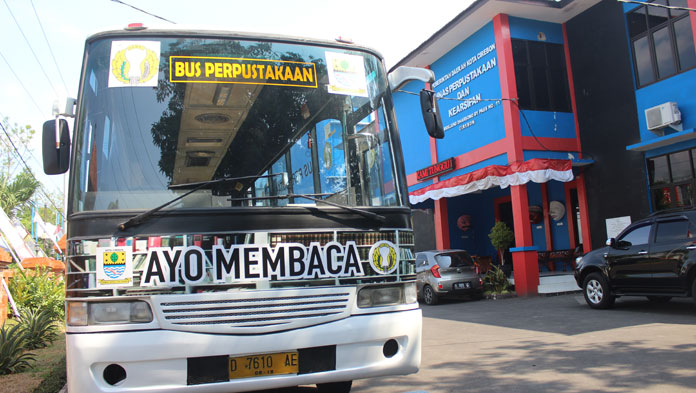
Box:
[434,198,450,250]
[510,184,539,296]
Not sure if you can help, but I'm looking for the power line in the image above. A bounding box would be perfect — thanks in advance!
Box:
[0,50,46,116]
[2,0,60,98]
[0,115,64,193]
[617,0,696,12]
[30,0,71,95]
[0,113,66,195]
[109,0,176,24]
[0,120,65,219]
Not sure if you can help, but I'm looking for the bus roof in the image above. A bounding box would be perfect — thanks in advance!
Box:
[86,25,384,61]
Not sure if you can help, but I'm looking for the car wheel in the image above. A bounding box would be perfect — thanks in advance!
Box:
[583,272,615,309]
[423,285,439,305]
[317,381,352,393]
[646,296,672,303]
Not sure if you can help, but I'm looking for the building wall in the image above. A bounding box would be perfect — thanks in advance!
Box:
[621,1,696,146]
[445,186,509,257]
[393,12,585,260]
[507,16,580,166]
[392,80,432,177]
[566,0,649,247]
[635,71,696,142]
[429,21,504,161]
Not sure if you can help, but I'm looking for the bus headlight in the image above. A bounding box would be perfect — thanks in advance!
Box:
[67,301,153,326]
[357,283,417,308]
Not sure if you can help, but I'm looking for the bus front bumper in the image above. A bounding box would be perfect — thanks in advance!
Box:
[66,308,422,393]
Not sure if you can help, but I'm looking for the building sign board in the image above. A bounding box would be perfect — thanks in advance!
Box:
[417,158,456,181]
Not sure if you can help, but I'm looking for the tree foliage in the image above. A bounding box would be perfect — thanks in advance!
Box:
[0,117,63,258]
[8,265,65,320]
[0,118,35,178]
[488,221,515,252]
[0,169,41,218]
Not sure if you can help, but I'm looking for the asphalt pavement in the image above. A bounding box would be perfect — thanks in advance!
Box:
[350,293,696,393]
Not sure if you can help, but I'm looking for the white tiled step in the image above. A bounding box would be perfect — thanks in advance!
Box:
[538,274,580,294]
[507,273,580,294]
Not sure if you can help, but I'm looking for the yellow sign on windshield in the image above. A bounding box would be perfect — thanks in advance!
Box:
[169,56,317,88]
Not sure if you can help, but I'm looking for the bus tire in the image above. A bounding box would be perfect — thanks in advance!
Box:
[317,381,352,393]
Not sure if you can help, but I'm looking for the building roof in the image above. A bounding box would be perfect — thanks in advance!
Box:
[391,0,601,71]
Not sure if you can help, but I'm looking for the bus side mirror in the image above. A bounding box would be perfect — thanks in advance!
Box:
[42,119,71,174]
[387,66,444,139]
[420,89,444,139]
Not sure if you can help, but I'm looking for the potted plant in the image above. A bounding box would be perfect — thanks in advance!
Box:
[482,264,513,298]
[488,221,514,266]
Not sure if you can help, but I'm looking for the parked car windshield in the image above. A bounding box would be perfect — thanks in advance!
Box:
[435,251,474,268]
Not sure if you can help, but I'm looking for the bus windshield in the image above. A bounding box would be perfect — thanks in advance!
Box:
[72,36,404,213]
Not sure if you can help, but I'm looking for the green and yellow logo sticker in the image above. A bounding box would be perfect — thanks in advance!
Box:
[108,41,161,88]
[368,241,399,275]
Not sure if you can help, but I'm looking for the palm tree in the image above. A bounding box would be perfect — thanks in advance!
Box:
[0,169,40,218]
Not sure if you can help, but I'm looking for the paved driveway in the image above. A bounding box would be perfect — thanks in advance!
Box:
[352,293,696,393]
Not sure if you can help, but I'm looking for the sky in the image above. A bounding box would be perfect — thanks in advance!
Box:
[0,0,475,197]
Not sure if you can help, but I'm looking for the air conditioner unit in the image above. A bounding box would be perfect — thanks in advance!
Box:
[645,102,681,134]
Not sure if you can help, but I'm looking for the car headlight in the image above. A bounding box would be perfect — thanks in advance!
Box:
[575,256,584,267]
[357,283,417,308]
[67,300,153,326]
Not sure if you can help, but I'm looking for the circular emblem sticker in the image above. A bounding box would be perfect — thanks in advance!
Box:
[111,44,159,86]
[369,241,399,275]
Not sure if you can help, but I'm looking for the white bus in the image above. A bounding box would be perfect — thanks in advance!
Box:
[43,24,443,393]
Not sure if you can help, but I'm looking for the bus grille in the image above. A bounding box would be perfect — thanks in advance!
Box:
[151,287,354,334]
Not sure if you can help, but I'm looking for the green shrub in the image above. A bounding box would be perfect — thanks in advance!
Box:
[483,264,512,295]
[488,221,514,265]
[0,322,35,375]
[19,307,59,350]
[8,265,65,320]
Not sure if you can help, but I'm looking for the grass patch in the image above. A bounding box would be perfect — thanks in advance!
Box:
[0,319,65,393]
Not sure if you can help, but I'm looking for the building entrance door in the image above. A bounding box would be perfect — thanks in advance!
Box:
[494,196,514,267]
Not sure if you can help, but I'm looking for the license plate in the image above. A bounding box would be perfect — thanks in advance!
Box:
[229,351,298,379]
[454,282,471,289]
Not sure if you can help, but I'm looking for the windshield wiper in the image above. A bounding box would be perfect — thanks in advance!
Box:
[118,173,285,231]
[228,193,387,223]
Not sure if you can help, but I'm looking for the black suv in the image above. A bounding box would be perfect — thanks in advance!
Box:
[574,209,696,309]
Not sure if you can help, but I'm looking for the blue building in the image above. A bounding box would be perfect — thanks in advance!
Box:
[392,0,696,295]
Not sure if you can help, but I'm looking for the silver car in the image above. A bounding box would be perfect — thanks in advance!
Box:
[415,250,484,305]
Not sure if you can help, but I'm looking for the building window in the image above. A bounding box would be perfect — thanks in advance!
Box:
[627,0,696,88]
[647,148,696,211]
[511,39,571,112]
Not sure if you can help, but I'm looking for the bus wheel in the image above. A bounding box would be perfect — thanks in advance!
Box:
[317,381,352,393]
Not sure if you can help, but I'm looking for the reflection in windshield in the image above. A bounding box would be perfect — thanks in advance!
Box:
[72,36,403,212]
